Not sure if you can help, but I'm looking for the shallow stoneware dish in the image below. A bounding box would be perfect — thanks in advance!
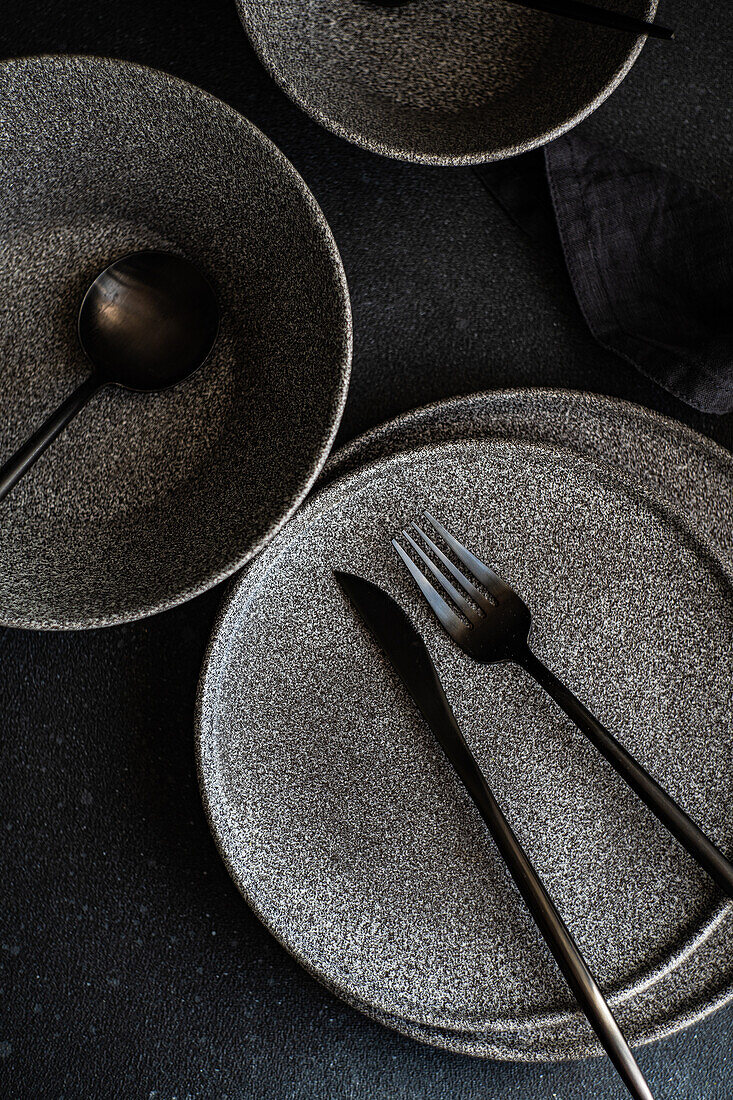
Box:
[316,389,733,1055]
[197,427,733,1059]
[237,0,657,164]
[0,55,351,630]
[324,389,733,573]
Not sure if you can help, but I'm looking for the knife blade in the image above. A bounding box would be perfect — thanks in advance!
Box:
[334,568,654,1100]
[334,569,491,809]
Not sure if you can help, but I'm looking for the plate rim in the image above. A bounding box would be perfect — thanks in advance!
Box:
[323,387,733,489]
[196,413,733,1055]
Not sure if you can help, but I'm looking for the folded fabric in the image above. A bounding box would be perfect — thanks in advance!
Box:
[474,134,733,415]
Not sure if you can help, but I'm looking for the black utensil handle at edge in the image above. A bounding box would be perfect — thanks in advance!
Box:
[453,738,654,1100]
[506,0,674,40]
[521,648,733,898]
[0,373,102,503]
[363,0,674,41]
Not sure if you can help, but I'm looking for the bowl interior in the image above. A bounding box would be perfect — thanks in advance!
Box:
[240,0,655,161]
[0,57,350,627]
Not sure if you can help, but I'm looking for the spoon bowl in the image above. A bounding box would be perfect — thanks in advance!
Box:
[0,250,219,503]
[79,250,219,391]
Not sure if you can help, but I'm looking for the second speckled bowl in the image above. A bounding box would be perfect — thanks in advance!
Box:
[0,55,351,629]
[237,0,657,164]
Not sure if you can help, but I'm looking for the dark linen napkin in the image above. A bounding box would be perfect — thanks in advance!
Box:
[474,133,733,414]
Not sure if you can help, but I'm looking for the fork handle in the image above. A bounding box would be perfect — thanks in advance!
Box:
[459,750,653,1100]
[521,649,733,898]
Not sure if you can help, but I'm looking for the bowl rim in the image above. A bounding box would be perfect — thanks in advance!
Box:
[236,0,658,165]
[0,53,353,632]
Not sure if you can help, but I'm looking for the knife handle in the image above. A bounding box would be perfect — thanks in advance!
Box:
[334,569,652,1098]
[457,748,653,1100]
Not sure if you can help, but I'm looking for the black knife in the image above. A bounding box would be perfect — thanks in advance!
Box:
[335,570,654,1100]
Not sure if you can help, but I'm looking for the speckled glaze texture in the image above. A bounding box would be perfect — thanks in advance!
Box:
[314,389,733,1055]
[197,400,733,1061]
[0,55,351,630]
[237,0,657,164]
[323,390,733,569]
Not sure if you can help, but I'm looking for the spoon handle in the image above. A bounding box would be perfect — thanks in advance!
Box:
[0,374,102,503]
[500,0,674,40]
[365,0,674,40]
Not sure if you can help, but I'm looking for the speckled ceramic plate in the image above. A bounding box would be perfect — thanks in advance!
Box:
[323,390,733,574]
[314,389,733,1056]
[237,0,656,164]
[0,55,351,630]
[197,410,733,1059]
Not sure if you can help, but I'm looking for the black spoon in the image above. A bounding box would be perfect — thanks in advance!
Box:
[0,250,219,503]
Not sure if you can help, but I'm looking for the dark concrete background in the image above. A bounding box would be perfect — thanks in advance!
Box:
[1,1,731,1097]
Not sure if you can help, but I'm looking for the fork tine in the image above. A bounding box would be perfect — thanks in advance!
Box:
[423,511,507,598]
[392,539,466,637]
[402,530,482,624]
[410,522,492,613]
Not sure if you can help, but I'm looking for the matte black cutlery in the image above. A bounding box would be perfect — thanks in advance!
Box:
[336,569,655,1100]
[0,250,219,504]
[393,511,733,899]
[363,0,675,41]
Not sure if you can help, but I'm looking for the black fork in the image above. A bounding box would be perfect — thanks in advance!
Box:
[394,511,733,899]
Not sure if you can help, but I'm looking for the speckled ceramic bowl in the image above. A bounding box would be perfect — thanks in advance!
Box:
[237,0,657,164]
[0,55,351,630]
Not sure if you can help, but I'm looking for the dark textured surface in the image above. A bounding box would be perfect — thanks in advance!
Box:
[1,0,732,1098]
